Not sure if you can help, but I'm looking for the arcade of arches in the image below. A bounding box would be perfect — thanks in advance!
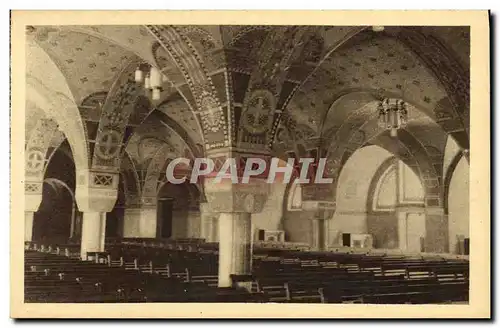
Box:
[24,25,470,287]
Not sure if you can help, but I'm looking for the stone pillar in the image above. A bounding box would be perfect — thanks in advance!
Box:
[75,170,119,260]
[123,206,157,238]
[396,205,426,252]
[302,201,335,251]
[25,211,35,242]
[81,212,107,257]
[204,173,269,291]
[425,207,448,253]
[397,209,408,251]
[200,203,213,242]
[25,182,43,242]
[218,212,252,288]
[200,203,219,242]
[310,218,325,251]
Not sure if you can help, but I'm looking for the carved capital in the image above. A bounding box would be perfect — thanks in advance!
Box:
[204,179,270,214]
[75,169,119,212]
[301,183,336,202]
[302,201,336,220]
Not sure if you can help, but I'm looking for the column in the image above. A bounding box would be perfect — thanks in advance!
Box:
[302,201,335,251]
[397,209,408,251]
[204,171,270,291]
[81,212,107,259]
[200,203,213,242]
[212,215,219,242]
[25,184,43,242]
[396,205,426,252]
[75,170,119,260]
[425,207,449,253]
[310,217,327,251]
[218,212,252,289]
[123,206,157,238]
[25,211,35,242]
[200,203,219,242]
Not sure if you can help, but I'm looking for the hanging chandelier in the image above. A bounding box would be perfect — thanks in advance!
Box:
[134,64,168,101]
[377,98,408,137]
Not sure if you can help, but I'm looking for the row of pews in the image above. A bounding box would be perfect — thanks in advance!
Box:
[24,243,265,303]
[24,239,469,304]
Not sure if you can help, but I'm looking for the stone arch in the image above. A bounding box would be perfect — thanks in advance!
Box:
[43,178,78,239]
[332,146,393,246]
[443,151,466,215]
[324,100,442,206]
[91,58,146,170]
[331,145,426,248]
[396,27,469,140]
[145,25,227,149]
[366,157,399,212]
[284,26,469,152]
[447,155,469,254]
[25,117,59,183]
[25,43,89,176]
[33,140,78,243]
[141,144,177,206]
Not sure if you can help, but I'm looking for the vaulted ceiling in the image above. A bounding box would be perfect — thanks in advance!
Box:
[24,24,470,199]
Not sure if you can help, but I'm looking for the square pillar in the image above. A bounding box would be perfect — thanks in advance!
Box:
[302,201,335,251]
[123,207,157,238]
[310,218,328,251]
[397,206,426,252]
[25,211,35,242]
[218,212,252,289]
[425,207,449,253]
[200,203,219,242]
[81,212,107,260]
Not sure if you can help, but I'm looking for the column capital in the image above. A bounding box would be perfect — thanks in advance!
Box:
[25,180,43,212]
[302,200,336,211]
[302,201,336,220]
[302,184,336,202]
[204,179,270,214]
[75,169,119,212]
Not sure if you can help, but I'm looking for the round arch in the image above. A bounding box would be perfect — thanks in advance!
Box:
[447,155,469,254]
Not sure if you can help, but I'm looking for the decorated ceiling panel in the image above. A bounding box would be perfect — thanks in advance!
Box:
[71,25,159,67]
[156,95,204,146]
[426,26,470,72]
[24,25,469,182]
[125,115,193,168]
[287,30,451,137]
[29,26,137,105]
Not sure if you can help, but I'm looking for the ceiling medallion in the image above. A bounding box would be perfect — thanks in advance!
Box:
[242,90,275,135]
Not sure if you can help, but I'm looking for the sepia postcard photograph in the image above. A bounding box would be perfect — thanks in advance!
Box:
[9,10,490,319]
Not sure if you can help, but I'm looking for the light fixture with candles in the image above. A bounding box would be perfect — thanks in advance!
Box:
[377,98,408,137]
[134,64,167,101]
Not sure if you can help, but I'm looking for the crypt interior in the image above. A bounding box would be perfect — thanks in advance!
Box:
[23,25,470,302]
